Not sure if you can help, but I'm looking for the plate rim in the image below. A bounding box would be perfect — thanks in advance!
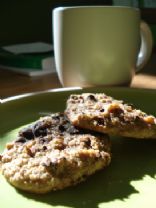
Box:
[1,86,156,104]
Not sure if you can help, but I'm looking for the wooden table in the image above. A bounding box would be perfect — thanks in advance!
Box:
[0,54,156,99]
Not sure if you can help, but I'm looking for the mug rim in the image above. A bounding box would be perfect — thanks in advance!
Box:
[53,5,139,12]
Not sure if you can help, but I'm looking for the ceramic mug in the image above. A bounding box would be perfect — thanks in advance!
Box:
[53,6,153,87]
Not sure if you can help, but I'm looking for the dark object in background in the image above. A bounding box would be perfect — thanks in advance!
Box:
[0,0,112,46]
[54,0,112,7]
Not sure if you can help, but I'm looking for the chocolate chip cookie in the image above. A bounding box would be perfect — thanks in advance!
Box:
[66,93,156,138]
[0,113,111,193]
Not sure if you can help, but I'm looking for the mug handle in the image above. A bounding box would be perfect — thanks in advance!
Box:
[136,21,153,72]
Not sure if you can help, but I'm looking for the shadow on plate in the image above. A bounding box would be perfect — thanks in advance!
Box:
[17,137,156,208]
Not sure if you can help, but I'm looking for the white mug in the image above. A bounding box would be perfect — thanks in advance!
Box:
[53,6,153,87]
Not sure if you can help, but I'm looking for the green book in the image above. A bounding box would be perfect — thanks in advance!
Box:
[0,42,56,76]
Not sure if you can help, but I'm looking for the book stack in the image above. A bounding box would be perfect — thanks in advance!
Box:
[0,42,56,76]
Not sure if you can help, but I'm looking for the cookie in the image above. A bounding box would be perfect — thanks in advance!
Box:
[66,93,156,139]
[0,113,111,194]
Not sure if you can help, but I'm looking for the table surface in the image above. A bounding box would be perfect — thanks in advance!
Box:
[0,54,156,99]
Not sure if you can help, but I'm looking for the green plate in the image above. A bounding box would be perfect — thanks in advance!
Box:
[1,87,156,208]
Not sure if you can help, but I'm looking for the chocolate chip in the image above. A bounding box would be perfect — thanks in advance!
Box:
[19,128,34,140]
[87,94,97,102]
[39,138,47,144]
[84,139,91,148]
[97,118,105,125]
[34,127,47,137]
[109,108,124,115]
[100,109,105,112]
[79,96,84,100]
[15,137,27,143]
[43,146,47,150]
[71,95,78,100]
[58,125,66,132]
[33,121,48,137]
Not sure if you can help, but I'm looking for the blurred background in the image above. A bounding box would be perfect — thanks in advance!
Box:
[0,0,156,49]
[0,0,156,98]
